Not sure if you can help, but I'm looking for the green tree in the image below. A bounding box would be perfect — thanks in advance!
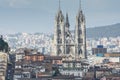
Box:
[0,36,10,53]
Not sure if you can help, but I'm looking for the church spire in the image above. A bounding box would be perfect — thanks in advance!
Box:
[79,0,81,11]
[59,0,61,10]
[77,0,83,18]
[66,13,70,28]
[55,0,64,23]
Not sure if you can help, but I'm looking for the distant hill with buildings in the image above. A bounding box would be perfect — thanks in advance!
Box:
[2,23,120,52]
[86,23,120,38]
[3,33,53,52]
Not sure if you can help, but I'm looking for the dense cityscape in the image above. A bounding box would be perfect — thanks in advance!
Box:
[3,33,120,54]
[0,0,120,80]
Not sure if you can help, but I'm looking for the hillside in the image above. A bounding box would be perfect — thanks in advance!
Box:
[86,23,120,38]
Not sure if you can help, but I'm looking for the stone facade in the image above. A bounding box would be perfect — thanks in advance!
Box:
[0,52,8,80]
[53,0,87,60]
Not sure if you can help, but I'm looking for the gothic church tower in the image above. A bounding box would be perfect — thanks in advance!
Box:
[75,0,87,59]
[54,0,65,56]
[53,0,87,59]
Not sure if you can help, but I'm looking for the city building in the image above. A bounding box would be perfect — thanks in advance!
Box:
[0,52,8,80]
[14,49,65,80]
[14,48,90,80]
[60,60,89,78]
[92,45,107,56]
[104,52,120,57]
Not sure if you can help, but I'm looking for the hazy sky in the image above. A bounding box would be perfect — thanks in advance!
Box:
[0,0,120,34]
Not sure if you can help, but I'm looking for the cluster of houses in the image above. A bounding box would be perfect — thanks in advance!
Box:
[14,48,89,80]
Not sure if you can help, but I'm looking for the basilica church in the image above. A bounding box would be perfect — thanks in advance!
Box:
[53,0,87,60]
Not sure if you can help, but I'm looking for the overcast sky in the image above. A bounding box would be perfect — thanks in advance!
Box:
[0,0,120,34]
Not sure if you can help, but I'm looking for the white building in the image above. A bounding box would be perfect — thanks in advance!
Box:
[0,52,8,80]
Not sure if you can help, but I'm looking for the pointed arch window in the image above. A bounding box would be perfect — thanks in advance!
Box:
[79,49,82,54]
[79,29,82,35]
[58,39,62,44]
[58,29,61,34]
[66,47,70,54]
[58,49,62,55]
[78,38,83,43]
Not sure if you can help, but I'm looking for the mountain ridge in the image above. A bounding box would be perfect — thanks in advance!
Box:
[2,23,120,38]
[86,23,120,38]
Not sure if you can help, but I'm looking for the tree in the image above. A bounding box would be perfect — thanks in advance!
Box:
[52,67,61,77]
[0,36,10,53]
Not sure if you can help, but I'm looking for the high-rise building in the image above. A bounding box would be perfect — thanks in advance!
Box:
[92,45,107,56]
[53,0,87,60]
